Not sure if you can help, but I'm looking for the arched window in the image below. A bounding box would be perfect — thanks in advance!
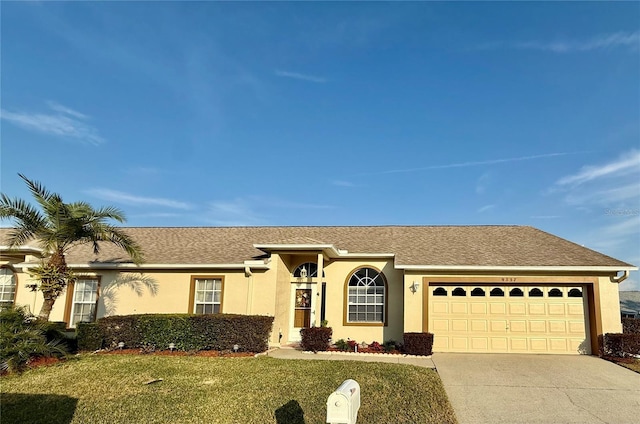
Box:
[548,288,563,298]
[293,262,325,278]
[452,287,466,297]
[471,288,486,297]
[346,267,385,324]
[529,288,543,297]
[490,288,505,297]
[0,267,16,310]
[568,288,582,298]
[433,287,447,296]
[509,288,524,297]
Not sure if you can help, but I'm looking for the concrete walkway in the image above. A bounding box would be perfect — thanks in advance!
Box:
[265,347,436,368]
[433,353,640,424]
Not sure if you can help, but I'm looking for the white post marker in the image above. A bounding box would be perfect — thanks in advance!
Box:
[326,379,361,424]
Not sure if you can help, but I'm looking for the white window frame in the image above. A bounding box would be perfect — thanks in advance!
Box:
[70,278,99,328]
[346,267,385,324]
[0,267,16,310]
[193,277,223,314]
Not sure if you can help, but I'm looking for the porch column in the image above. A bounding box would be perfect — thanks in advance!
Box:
[316,252,324,327]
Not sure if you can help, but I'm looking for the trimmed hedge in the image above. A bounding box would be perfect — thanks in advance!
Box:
[77,314,274,353]
[602,333,640,357]
[300,327,332,352]
[77,323,103,351]
[622,318,640,334]
[403,332,434,356]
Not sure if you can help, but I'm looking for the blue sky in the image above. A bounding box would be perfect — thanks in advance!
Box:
[1,2,639,289]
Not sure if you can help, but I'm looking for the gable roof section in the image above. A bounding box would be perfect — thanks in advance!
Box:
[0,225,634,269]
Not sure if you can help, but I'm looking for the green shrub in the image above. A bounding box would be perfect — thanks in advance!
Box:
[622,318,640,334]
[334,339,349,351]
[77,323,104,351]
[383,340,398,352]
[300,327,332,352]
[77,314,274,353]
[0,305,67,373]
[603,333,640,357]
[403,332,434,356]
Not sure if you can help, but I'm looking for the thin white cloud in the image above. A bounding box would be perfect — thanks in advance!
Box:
[482,30,640,53]
[476,172,490,194]
[46,101,87,119]
[275,70,327,83]
[557,150,640,187]
[477,204,495,213]
[86,189,192,210]
[565,182,640,206]
[355,152,580,177]
[0,102,104,145]
[529,215,561,219]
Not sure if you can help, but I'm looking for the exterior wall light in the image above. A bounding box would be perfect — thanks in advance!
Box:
[410,281,420,293]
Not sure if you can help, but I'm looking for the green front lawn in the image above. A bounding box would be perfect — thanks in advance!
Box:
[1,354,457,424]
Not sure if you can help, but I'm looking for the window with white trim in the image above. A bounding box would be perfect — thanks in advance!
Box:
[0,267,16,310]
[193,278,222,314]
[71,278,99,327]
[347,267,385,323]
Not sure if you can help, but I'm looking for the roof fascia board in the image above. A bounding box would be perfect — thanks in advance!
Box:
[17,262,271,270]
[397,265,638,272]
[253,243,394,259]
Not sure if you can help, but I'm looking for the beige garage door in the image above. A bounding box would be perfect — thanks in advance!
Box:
[429,285,590,354]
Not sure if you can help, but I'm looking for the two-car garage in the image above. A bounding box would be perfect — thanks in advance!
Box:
[428,283,590,354]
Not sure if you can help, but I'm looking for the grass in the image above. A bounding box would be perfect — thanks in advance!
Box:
[1,354,457,424]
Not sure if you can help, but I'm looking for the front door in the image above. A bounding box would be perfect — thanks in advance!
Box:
[289,284,314,342]
[294,288,312,328]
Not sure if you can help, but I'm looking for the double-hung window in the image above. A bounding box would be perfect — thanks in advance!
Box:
[70,278,99,327]
[0,267,16,310]
[192,277,223,314]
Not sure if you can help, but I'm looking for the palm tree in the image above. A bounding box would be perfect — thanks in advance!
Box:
[0,174,144,320]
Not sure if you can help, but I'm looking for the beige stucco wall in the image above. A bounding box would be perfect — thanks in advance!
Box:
[403,272,424,333]
[596,276,623,334]
[321,258,405,344]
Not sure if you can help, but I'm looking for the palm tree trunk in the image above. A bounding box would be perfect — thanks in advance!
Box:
[38,297,56,320]
[37,248,69,321]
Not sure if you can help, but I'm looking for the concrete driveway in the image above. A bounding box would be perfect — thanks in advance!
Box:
[433,354,640,424]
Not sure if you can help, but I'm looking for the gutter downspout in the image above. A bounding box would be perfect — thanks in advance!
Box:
[245,266,253,314]
[610,270,629,284]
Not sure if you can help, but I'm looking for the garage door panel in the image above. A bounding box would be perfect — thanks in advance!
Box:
[530,338,548,351]
[491,338,508,351]
[509,303,526,314]
[529,320,546,333]
[429,284,589,354]
[471,320,488,332]
[549,321,567,333]
[452,319,467,331]
[470,303,487,314]
[548,304,565,315]
[529,304,545,315]
[451,303,467,314]
[432,302,448,314]
[490,303,506,314]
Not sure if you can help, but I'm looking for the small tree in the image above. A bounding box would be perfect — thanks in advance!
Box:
[0,174,144,320]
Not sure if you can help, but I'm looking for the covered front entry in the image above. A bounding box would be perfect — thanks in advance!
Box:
[429,284,590,354]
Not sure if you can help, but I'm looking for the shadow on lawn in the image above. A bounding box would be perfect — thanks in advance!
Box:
[0,393,78,424]
[275,399,306,424]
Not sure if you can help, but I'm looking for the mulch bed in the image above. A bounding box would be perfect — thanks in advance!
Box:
[326,347,403,355]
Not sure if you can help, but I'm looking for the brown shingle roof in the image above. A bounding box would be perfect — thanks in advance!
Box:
[0,226,634,268]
